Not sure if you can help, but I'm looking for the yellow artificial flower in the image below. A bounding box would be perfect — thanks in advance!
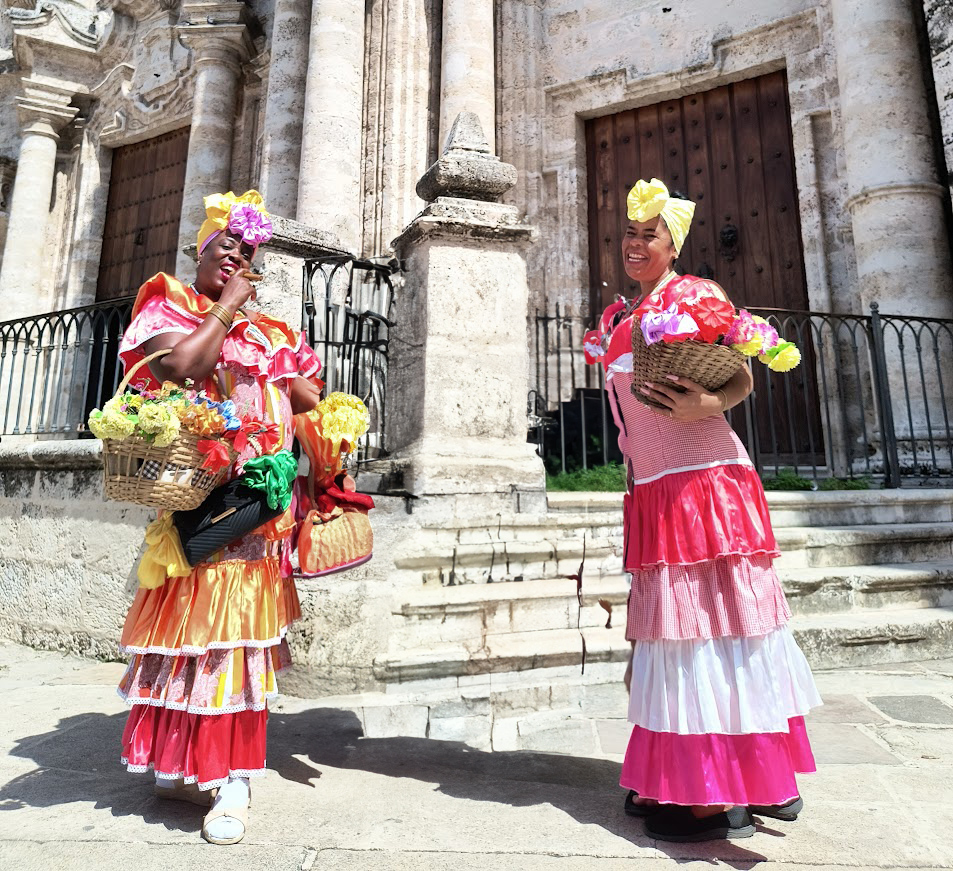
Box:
[734,336,763,357]
[123,394,144,411]
[152,416,181,448]
[768,344,802,372]
[316,392,370,453]
[88,397,136,440]
[137,403,172,434]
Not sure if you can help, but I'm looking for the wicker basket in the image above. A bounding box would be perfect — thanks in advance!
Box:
[631,320,746,409]
[101,349,232,511]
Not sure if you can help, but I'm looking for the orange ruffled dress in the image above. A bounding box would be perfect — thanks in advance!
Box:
[590,274,821,806]
[115,273,322,790]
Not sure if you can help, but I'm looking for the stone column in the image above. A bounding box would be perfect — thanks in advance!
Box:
[439,0,495,153]
[831,0,953,316]
[297,0,364,253]
[0,81,77,320]
[175,2,253,275]
[389,113,544,506]
[258,0,310,216]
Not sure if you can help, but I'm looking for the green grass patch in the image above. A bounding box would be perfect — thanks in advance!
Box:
[762,468,872,491]
[546,463,627,492]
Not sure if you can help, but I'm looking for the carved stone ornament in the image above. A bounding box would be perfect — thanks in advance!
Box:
[89,21,194,146]
[416,111,518,204]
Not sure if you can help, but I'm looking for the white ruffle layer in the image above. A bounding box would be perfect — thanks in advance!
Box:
[627,625,822,735]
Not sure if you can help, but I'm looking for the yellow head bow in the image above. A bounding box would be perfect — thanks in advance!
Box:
[197,189,273,253]
[626,178,696,254]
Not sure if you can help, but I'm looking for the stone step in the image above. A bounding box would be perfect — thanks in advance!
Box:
[773,523,953,568]
[547,489,953,528]
[395,520,953,584]
[375,606,953,683]
[390,562,953,648]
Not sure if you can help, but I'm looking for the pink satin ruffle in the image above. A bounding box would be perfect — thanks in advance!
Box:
[624,464,779,570]
[620,716,815,806]
[121,706,268,789]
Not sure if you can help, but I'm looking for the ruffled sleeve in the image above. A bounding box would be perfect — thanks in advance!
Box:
[296,338,322,381]
[119,294,199,391]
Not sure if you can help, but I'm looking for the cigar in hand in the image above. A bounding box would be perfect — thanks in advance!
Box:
[243,271,264,282]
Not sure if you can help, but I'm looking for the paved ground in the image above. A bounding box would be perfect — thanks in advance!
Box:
[1,642,952,871]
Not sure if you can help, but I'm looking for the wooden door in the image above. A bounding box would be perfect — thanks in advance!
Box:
[96,127,190,301]
[585,72,821,467]
[585,71,807,313]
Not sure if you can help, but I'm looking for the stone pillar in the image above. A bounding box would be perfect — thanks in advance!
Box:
[831,0,953,316]
[389,113,544,505]
[439,0,496,153]
[297,0,364,253]
[258,0,310,216]
[175,2,253,275]
[0,81,77,320]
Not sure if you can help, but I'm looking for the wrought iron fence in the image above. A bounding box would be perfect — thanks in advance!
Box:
[0,297,135,437]
[302,255,396,463]
[530,303,953,487]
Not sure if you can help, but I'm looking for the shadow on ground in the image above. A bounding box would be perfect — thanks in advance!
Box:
[0,707,774,864]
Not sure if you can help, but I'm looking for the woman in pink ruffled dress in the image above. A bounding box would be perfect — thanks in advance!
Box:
[586,179,821,842]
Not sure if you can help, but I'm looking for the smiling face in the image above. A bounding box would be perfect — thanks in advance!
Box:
[194,230,256,297]
[621,216,677,286]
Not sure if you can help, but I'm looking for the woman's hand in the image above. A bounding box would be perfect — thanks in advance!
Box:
[219,271,257,315]
[290,376,323,415]
[639,374,724,422]
[624,656,633,694]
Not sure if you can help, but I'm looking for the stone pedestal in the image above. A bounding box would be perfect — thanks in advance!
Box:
[831,0,953,317]
[175,2,253,275]
[388,114,545,504]
[297,0,365,252]
[439,0,495,152]
[0,82,77,320]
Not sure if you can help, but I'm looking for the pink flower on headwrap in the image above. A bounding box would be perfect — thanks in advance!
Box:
[228,203,274,248]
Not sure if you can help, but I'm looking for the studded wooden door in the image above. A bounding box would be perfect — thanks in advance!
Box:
[585,71,820,464]
[95,126,190,301]
[585,71,807,314]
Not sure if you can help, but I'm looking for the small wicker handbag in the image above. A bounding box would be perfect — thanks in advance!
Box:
[100,349,233,511]
[631,319,745,409]
[297,476,374,577]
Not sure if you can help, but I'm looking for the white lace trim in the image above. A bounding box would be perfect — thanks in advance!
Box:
[121,758,267,791]
[120,629,289,658]
[117,689,278,715]
[606,352,633,377]
[631,457,754,486]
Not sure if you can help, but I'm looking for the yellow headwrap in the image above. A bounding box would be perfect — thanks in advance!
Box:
[197,189,273,253]
[626,178,696,254]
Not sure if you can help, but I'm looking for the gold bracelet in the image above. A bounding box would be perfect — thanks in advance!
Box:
[207,303,232,329]
[717,389,729,412]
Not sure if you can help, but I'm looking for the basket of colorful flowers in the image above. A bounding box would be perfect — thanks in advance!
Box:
[88,349,252,511]
[631,291,802,409]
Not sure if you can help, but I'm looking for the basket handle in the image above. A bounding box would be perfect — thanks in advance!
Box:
[116,348,173,396]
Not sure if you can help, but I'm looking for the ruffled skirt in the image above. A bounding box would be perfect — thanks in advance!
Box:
[619,460,820,805]
[118,555,299,788]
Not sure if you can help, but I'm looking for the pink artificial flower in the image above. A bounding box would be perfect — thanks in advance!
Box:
[724,310,757,346]
[641,304,700,345]
[228,204,274,248]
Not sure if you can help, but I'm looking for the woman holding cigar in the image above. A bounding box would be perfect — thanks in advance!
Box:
[115,191,324,845]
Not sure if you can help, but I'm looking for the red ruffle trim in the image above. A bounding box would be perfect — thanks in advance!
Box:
[626,553,791,641]
[121,706,268,789]
[623,463,778,570]
[620,716,815,806]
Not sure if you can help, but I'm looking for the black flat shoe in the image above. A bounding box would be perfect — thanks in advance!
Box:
[624,789,660,817]
[646,806,756,842]
[748,795,803,821]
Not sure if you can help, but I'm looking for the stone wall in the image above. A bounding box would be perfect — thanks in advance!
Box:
[923,0,953,195]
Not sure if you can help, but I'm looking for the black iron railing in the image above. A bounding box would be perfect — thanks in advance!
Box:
[302,255,396,463]
[0,297,135,437]
[531,304,953,487]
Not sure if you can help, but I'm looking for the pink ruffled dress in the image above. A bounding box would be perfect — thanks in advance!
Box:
[594,274,821,806]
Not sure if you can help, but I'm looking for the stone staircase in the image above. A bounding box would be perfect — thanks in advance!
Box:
[376,490,953,688]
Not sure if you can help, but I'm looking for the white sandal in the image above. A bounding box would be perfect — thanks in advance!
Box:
[202,804,249,845]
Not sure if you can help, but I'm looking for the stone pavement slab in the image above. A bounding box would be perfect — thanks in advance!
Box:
[1,642,952,871]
